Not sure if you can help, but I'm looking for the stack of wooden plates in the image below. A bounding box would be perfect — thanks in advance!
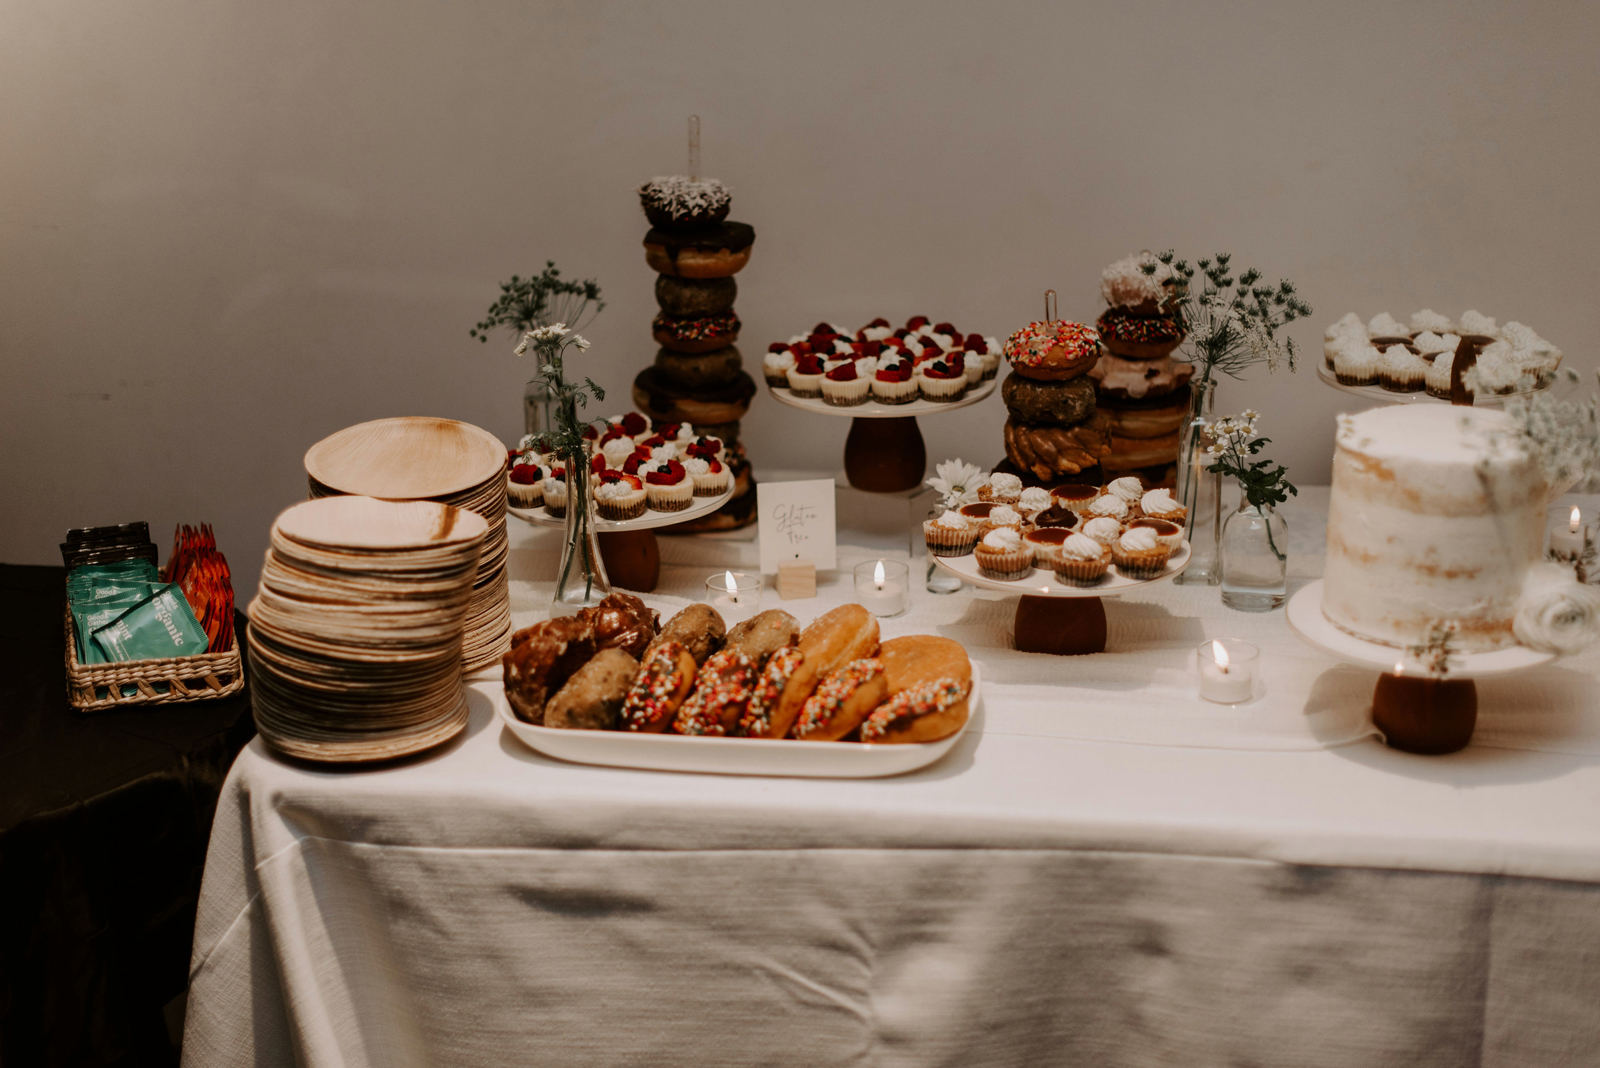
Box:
[304,416,511,674]
[246,496,487,762]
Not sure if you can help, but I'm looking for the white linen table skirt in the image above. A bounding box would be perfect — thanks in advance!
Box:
[182,488,1600,1067]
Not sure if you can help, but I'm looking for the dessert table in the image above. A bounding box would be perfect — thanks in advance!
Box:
[182,486,1600,1068]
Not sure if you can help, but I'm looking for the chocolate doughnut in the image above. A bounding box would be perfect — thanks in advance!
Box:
[1001,373,1097,427]
[673,648,758,735]
[503,616,597,723]
[652,310,741,354]
[860,678,971,744]
[1088,352,1194,401]
[737,645,803,737]
[632,366,756,426]
[638,176,732,227]
[646,604,726,667]
[544,647,638,730]
[723,609,801,667]
[655,275,736,318]
[1002,414,1113,481]
[644,222,756,279]
[1095,385,1191,440]
[620,640,698,732]
[792,658,888,742]
[576,592,658,660]
[655,346,744,389]
[1101,430,1182,472]
[1003,320,1100,382]
[1095,306,1186,360]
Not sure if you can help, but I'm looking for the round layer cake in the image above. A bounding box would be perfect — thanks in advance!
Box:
[1322,404,1545,652]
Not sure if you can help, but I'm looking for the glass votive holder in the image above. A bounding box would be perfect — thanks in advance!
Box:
[1547,504,1596,560]
[704,570,761,627]
[854,559,910,618]
[1197,639,1259,704]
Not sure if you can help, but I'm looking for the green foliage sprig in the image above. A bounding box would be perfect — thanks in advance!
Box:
[471,261,604,342]
[1155,251,1312,383]
[1205,410,1298,510]
[515,326,604,460]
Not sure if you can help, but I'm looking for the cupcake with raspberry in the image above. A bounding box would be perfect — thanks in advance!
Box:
[856,317,895,343]
[644,459,693,512]
[821,362,870,406]
[683,455,731,496]
[681,436,723,461]
[595,472,647,521]
[919,353,968,402]
[600,430,640,471]
[542,467,569,518]
[507,459,548,508]
[786,352,826,398]
[871,356,917,404]
[619,411,652,442]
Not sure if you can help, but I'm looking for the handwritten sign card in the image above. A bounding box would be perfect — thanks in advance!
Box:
[757,479,837,574]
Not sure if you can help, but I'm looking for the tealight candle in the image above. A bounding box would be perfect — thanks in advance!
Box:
[854,559,909,618]
[704,570,761,626]
[1548,505,1594,559]
[1197,639,1258,704]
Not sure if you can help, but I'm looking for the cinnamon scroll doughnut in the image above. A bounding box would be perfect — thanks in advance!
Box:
[1002,414,1113,480]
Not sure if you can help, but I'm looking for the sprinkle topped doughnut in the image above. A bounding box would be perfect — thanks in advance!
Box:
[793,658,887,741]
[638,175,731,227]
[672,648,756,736]
[860,677,970,744]
[620,640,696,732]
[1003,320,1101,382]
[737,646,804,737]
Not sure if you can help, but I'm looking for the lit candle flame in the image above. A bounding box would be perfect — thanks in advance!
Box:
[1572,505,1582,534]
[1212,640,1229,674]
[723,570,738,603]
[874,560,885,589]
[1394,661,1405,677]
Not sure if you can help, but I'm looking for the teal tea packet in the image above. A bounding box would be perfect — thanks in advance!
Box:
[72,587,153,662]
[91,583,209,664]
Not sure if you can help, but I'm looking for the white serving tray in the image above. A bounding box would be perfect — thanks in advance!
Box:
[933,540,1190,596]
[495,664,980,778]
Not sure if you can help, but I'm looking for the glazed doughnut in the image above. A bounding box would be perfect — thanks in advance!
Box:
[544,647,637,730]
[1087,352,1194,401]
[644,222,756,279]
[576,592,658,660]
[1100,252,1178,316]
[877,635,972,695]
[620,640,698,732]
[632,367,756,426]
[1095,386,1190,439]
[655,346,744,389]
[652,310,741,354]
[736,645,804,737]
[1003,320,1101,382]
[760,603,881,739]
[646,603,726,667]
[637,176,731,227]
[1002,414,1113,480]
[672,648,757,735]
[1001,373,1097,427]
[860,678,971,744]
[503,616,598,723]
[655,274,736,317]
[1095,306,1186,360]
[791,658,888,741]
[723,609,801,667]
[1101,430,1182,472]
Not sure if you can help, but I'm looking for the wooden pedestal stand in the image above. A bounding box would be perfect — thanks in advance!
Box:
[845,417,926,493]
[1286,580,1555,755]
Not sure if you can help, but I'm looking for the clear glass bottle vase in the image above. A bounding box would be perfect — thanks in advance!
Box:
[1220,500,1288,612]
[524,354,554,440]
[550,445,611,616]
[1173,378,1222,586]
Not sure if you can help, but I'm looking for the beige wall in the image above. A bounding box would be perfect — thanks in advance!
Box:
[3,1,1597,594]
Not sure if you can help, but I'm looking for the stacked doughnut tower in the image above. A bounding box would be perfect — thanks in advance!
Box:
[1086,253,1192,486]
[999,320,1113,484]
[631,176,759,531]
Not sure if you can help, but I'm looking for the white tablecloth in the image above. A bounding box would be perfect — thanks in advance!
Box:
[182,487,1600,1067]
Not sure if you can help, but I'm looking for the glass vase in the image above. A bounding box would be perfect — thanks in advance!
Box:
[1173,378,1222,586]
[1220,500,1288,612]
[524,354,554,440]
[550,445,611,616]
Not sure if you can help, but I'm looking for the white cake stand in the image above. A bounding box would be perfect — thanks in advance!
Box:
[765,377,999,493]
[933,540,1190,655]
[1314,362,1555,408]
[1286,579,1557,753]
[508,484,733,594]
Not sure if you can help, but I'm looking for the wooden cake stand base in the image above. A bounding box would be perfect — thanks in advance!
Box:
[1370,673,1478,755]
[1014,596,1108,656]
[597,530,660,594]
[844,417,926,493]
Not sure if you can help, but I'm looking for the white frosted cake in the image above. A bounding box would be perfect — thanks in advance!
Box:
[1322,404,1545,651]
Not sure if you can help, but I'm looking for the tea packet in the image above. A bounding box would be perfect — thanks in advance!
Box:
[91,583,210,664]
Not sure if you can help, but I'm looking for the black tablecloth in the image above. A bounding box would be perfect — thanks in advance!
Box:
[0,564,254,1068]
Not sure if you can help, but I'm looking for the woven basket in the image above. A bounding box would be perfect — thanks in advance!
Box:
[64,612,245,711]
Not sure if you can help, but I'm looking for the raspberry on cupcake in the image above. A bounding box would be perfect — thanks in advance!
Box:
[919,354,967,401]
[821,361,871,406]
[644,459,693,512]
[872,356,917,404]
[507,459,548,508]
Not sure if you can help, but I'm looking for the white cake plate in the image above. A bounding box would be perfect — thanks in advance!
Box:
[765,375,998,418]
[509,483,733,531]
[1285,580,1556,679]
[494,664,980,779]
[1314,363,1554,408]
[933,539,1190,596]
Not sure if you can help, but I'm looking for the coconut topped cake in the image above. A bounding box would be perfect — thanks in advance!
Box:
[1322,404,1545,651]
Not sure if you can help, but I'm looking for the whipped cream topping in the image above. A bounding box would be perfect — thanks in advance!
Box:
[764,350,795,371]
[1410,309,1455,334]
[1119,526,1160,552]
[987,473,1023,499]
[1367,312,1410,338]
[1107,477,1144,504]
[601,437,637,468]
[1088,495,1129,519]
[1458,310,1498,338]
[982,528,1023,551]
[1141,489,1179,515]
[988,505,1023,527]
[935,510,971,531]
[1017,487,1052,516]
[1082,517,1123,544]
[681,456,711,476]
[1324,312,1366,341]
[595,480,639,501]
[1061,533,1105,561]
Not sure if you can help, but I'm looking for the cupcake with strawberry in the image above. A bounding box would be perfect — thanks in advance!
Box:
[786,352,826,398]
[683,455,732,496]
[872,355,917,404]
[595,471,648,520]
[542,467,569,518]
[821,361,870,406]
[919,353,968,402]
[644,459,693,511]
[507,457,548,508]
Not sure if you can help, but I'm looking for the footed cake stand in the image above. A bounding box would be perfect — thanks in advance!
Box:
[1286,579,1556,754]
[767,378,999,493]
[509,484,734,593]
[933,541,1191,655]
